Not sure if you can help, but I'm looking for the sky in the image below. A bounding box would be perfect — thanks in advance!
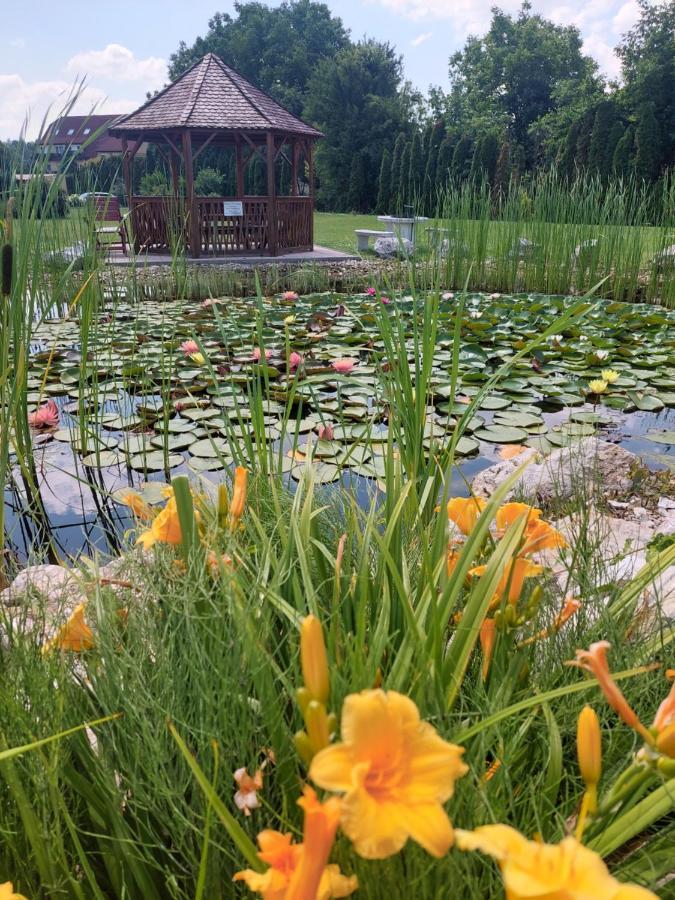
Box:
[0,0,645,140]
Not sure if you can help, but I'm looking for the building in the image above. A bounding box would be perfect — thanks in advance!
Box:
[38,115,129,171]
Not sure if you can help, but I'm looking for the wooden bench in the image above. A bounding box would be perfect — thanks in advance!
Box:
[92,196,129,255]
[354,228,394,251]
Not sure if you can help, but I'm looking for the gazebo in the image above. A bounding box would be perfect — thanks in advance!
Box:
[109,53,323,258]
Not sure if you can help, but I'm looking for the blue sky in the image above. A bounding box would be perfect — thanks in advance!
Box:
[1,0,644,139]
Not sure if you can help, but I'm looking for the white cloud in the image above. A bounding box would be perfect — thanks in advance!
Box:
[66,44,167,90]
[0,74,137,140]
[411,32,433,46]
[369,0,637,77]
[9,38,25,49]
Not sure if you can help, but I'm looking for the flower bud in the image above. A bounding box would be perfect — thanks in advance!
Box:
[656,722,675,759]
[300,614,330,704]
[296,686,311,716]
[294,730,314,765]
[217,482,229,528]
[577,706,602,791]
[305,701,330,755]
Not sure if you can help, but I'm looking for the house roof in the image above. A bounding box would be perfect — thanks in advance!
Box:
[39,115,124,150]
[109,53,323,139]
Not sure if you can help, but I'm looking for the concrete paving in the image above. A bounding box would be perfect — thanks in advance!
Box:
[103,245,359,267]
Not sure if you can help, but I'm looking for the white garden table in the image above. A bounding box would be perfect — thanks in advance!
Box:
[377,215,429,245]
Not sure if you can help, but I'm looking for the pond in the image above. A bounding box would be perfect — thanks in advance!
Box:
[8,289,675,562]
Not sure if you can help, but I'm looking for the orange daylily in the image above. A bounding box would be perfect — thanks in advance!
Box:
[447,496,486,535]
[136,496,182,550]
[495,502,542,533]
[229,466,249,531]
[42,603,94,654]
[519,518,568,556]
[119,490,154,522]
[309,689,467,859]
[0,884,28,900]
[517,597,581,648]
[234,788,357,900]
[455,825,657,899]
[570,642,654,745]
[469,558,543,609]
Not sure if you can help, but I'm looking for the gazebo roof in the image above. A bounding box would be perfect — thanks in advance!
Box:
[110,53,323,138]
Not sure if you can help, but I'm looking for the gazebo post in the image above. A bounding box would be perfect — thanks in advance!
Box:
[308,141,315,249]
[291,139,299,197]
[122,136,132,204]
[182,129,200,258]
[169,147,180,196]
[235,136,244,198]
[266,130,278,256]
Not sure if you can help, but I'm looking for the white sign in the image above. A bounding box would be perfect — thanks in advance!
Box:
[223,201,243,216]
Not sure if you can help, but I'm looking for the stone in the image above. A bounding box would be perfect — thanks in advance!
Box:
[373,236,414,259]
[509,237,537,260]
[653,244,675,271]
[0,564,86,609]
[471,438,636,503]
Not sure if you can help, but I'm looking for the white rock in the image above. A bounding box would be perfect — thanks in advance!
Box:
[373,236,414,259]
[471,438,636,503]
[0,564,86,609]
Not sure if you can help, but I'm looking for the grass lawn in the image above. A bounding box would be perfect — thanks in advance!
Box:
[314,211,381,253]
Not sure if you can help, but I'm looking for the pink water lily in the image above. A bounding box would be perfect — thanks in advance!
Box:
[180,340,199,355]
[317,423,334,440]
[381,295,391,305]
[366,287,376,296]
[331,358,357,374]
[28,399,59,429]
[282,290,299,301]
[252,347,272,361]
[289,351,304,370]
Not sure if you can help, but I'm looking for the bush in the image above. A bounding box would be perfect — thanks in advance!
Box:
[139,171,170,196]
[194,167,224,196]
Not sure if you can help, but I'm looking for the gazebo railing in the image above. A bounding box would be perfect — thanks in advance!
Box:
[128,195,313,256]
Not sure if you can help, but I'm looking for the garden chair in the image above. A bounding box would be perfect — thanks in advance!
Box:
[91,195,129,255]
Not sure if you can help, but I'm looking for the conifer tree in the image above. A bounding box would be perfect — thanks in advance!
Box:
[588,101,618,178]
[612,127,635,178]
[399,141,412,207]
[347,150,369,212]
[451,134,473,181]
[375,148,392,214]
[408,132,424,208]
[435,135,455,189]
[493,136,511,201]
[390,133,406,209]
[634,103,662,181]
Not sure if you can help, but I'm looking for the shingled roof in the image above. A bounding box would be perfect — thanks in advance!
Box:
[110,53,323,138]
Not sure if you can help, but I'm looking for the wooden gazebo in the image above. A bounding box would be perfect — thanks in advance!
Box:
[109,53,323,258]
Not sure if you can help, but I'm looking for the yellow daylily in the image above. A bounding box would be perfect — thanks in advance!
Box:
[0,884,28,900]
[137,496,182,550]
[42,603,94,655]
[119,490,154,522]
[588,379,608,395]
[310,689,467,859]
[234,788,357,900]
[519,518,568,556]
[455,825,657,899]
[447,496,486,535]
[469,558,543,609]
[601,369,619,383]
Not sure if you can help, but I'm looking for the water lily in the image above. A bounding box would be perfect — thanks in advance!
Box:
[0,883,28,900]
[317,423,334,441]
[442,291,454,300]
[28,399,59,429]
[310,689,467,859]
[137,496,183,550]
[469,558,543,609]
[234,787,357,900]
[331,358,356,374]
[284,314,296,325]
[289,351,304,370]
[234,766,263,816]
[588,379,608,395]
[42,603,94,654]
[252,347,272,362]
[601,368,619,384]
[282,291,299,302]
[180,339,199,355]
[447,496,486,535]
[365,287,376,296]
[549,334,564,346]
[189,352,206,365]
[455,825,657,899]
[380,295,391,305]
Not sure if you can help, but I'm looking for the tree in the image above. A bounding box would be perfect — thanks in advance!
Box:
[588,101,619,179]
[399,140,411,206]
[169,0,349,116]
[493,136,512,199]
[375,148,392,214]
[447,3,601,161]
[435,135,455,188]
[304,40,417,210]
[451,134,472,182]
[389,134,406,207]
[408,132,424,206]
[470,132,499,185]
[347,151,369,212]
[612,127,634,178]
[616,0,674,171]
[634,103,662,181]
[422,122,445,214]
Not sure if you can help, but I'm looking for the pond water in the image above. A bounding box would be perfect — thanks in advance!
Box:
[8,290,675,562]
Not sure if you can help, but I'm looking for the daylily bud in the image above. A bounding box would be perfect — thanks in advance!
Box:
[326,712,338,737]
[217,482,229,528]
[296,686,312,716]
[300,614,330,704]
[228,467,248,531]
[294,730,314,765]
[577,706,601,810]
[656,722,675,759]
[305,701,330,754]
